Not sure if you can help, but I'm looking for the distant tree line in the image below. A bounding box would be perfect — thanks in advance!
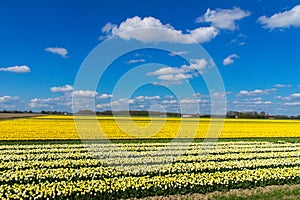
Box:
[40,110,69,115]
[1,109,300,119]
[74,110,181,117]
[0,110,33,114]
[96,110,182,117]
[0,110,69,115]
[226,111,300,119]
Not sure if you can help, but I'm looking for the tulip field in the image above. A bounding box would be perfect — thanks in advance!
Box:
[1,116,300,199]
[1,115,300,140]
[1,141,300,199]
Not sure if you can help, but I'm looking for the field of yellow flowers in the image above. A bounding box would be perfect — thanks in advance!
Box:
[1,116,300,199]
[0,115,300,140]
[1,141,300,199]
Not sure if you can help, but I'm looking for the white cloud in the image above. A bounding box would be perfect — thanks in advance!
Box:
[253,97,262,101]
[151,82,162,86]
[0,96,20,103]
[95,95,210,113]
[181,59,208,73]
[162,100,178,104]
[258,5,300,30]
[229,38,238,44]
[135,95,160,100]
[165,95,174,99]
[265,88,277,92]
[29,96,71,109]
[0,96,20,109]
[95,104,107,109]
[228,38,246,46]
[168,51,188,56]
[72,90,98,98]
[96,98,135,110]
[289,93,300,98]
[176,97,210,114]
[147,67,179,76]
[45,47,68,58]
[284,102,300,106]
[179,99,198,104]
[238,88,276,96]
[192,93,204,98]
[157,74,193,82]
[116,98,135,105]
[274,84,292,88]
[223,54,239,65]
[97,94,113,99]
[211,92,227,98]
[96,96,173,111]
[0,65,30,73]
[179,97,210,104]
[231,99,272,110]
[102,16,218,44]
[147,59,207,84]
[187,26,219,43]
[239,90,264,96]
[254,101,272,105]
[126,59,146,64]
[101,22,116,34]
[228,34,247,46]
[50,84,74,92]
[196,7,251,30]
[31,90,104,111]
[237,33,247,38]
[279,93,300,100]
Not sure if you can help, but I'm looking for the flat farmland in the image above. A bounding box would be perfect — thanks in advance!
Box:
[1,139,300,199]
[0,115,300,140]
[1,116,300,199]
[0,113,43,120]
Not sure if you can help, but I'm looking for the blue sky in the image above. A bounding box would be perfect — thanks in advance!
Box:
[1,0,300,115]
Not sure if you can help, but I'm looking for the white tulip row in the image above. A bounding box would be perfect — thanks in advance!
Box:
[0,166,300,199]
[0,141,299,199]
